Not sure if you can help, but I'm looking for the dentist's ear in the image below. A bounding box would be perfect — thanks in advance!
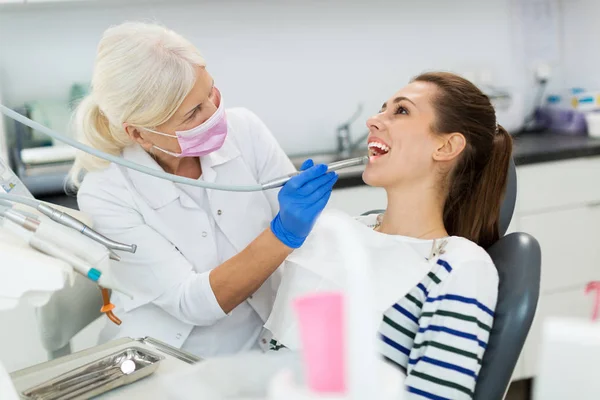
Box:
[123,123,153,151]
[433,132,466,162]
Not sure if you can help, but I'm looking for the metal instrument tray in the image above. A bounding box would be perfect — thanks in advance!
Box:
[21,347,164,400]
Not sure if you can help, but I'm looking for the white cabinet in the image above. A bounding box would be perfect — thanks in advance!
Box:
[520,205,600,292]
[517,157,600,214]
[513,156,600,380]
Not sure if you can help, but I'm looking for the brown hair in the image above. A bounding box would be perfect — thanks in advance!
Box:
[412,72,513,248]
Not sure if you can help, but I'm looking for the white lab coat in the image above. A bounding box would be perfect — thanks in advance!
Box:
[77,108,296,355]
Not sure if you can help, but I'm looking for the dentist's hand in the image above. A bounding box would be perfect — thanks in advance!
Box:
[271,159,338,248]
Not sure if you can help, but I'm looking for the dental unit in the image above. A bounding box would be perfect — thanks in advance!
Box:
[0,204,128,325]
[0,192,135,258]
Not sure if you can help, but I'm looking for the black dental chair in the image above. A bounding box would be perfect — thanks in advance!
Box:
[363,158,541,400]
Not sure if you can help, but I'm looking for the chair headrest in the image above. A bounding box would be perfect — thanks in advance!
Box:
[498,158,517,237]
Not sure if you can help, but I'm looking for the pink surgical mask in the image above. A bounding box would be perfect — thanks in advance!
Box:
[145,97,227,158]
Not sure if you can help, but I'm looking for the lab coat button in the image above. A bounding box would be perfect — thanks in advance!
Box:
[202,231,207,237]
[176,333,182,339]
[217,209,223,215]
[261,338,267,344]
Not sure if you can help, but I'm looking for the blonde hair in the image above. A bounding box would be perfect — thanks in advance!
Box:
[69,21,206,186]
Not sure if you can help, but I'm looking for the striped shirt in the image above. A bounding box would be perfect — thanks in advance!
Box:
[357,215,499,400]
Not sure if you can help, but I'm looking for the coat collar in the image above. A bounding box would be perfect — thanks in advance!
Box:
[121,133,241,210]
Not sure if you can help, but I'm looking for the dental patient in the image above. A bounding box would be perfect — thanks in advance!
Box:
[270,72,512,400]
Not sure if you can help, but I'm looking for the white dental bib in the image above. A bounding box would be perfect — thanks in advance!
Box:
[265,209,433,350]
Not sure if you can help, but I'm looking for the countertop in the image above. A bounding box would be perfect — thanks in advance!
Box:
[512,132,600,165]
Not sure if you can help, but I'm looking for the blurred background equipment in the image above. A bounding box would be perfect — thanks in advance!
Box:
[8,83,88,198]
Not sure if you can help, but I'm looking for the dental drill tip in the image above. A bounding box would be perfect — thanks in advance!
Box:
[109,250,121,261]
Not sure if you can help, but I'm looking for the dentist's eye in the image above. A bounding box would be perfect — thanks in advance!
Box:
[188,105,202,121]
[395,105,409,115]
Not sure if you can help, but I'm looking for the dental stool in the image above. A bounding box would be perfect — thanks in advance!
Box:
[363,158,541,400]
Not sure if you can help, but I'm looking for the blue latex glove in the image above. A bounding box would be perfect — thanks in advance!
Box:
[271,159,338,248]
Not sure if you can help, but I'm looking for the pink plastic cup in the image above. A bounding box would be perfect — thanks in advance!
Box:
[293,291,346,394]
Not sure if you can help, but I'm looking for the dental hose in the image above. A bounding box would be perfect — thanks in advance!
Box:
[0,105,368,192]
[1,105,262,192]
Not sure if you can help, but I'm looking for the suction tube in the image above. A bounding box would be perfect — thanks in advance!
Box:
[0,105,367,192]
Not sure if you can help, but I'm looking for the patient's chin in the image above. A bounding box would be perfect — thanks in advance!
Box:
[362,169,388,187]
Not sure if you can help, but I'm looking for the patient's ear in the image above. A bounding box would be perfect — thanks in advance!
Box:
[433,132,466,162]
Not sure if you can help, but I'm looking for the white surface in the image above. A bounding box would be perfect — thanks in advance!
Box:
[20,146,76,165]
[0,223,73,310]
[513,156,600,379]
[516,157,600,214]
[585,112,600,137]
[533,317,600,399]
[267,361,404,400]
[0,362,18,400]
[519,205,600,291]
[522,286,595,381]
[10,338,195,399]
[562,0,600,89]
[159,351,301,399]
[0,90,8,164]
[0,0,522,155]
[0,205,101,373]
[26,0,96,3]
[512,0,561,65]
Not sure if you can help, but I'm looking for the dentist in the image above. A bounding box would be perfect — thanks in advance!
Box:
[71,22,337,357]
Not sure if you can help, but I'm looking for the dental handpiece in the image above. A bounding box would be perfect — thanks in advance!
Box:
[37,203,137,254]
[260,156,369,190]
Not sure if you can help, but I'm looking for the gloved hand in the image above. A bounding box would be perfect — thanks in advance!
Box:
[271,159,338,248]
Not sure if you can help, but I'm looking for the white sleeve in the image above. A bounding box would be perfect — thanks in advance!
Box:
[77,177,226,327]
[242,109,296,215]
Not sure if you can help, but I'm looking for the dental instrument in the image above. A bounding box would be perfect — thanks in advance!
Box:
[29,236,132,298]
[37,202,136,254]
[260,156,369,190]
[1,207,121,264]
[0,162,133,254]
[0,207,132,305]
[0,192,136,254]
[0,105,367,192]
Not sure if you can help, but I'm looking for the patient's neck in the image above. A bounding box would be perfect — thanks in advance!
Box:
[379,183,448,240]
